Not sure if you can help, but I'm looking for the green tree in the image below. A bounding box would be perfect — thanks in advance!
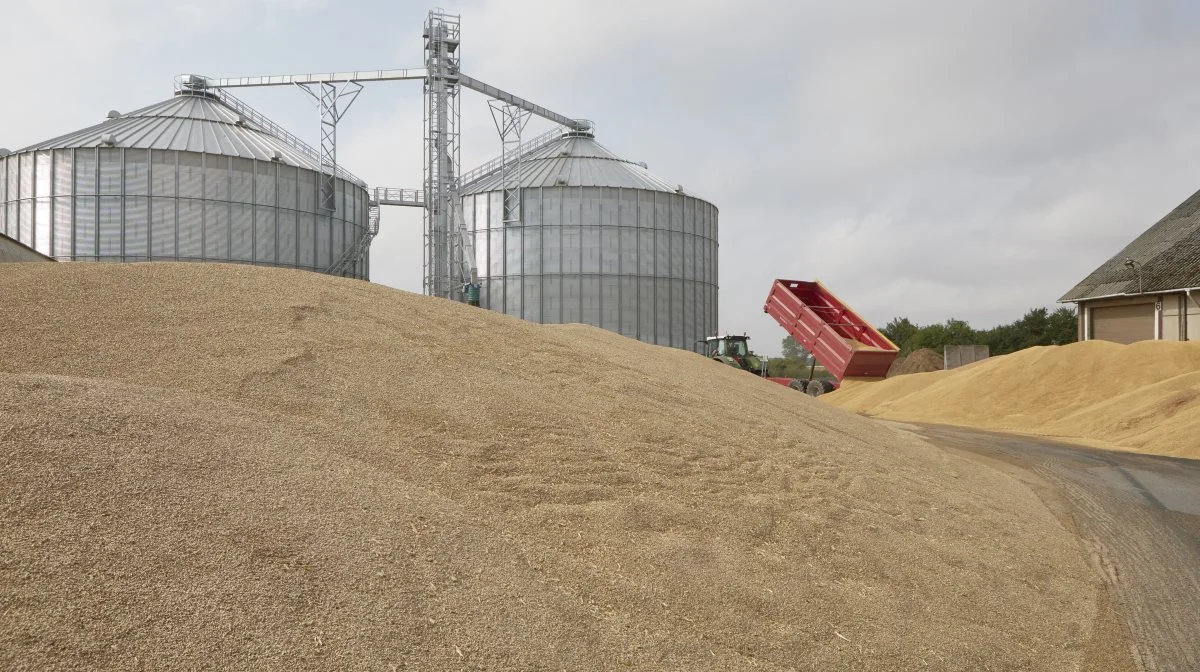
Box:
[767,356,833,380]
[904,318,976,355]
[781,335,809,361]
[943,318,975,346]
[770,335,817,378]
[880,317,919,353]
[978,323,1020,355]
[906,323,946,353]
[774,303,1078,373]
[974,306,1077,356]
[1047,306,1078,345]
[1014,307,1050,349]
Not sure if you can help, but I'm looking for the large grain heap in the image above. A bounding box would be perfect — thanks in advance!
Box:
[826,340,1200,459]
[2,263,1121,670]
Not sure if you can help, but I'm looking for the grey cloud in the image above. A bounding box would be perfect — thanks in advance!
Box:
[7,0,1200,359]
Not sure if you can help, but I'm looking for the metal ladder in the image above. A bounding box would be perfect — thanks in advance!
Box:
[326,201,380,277]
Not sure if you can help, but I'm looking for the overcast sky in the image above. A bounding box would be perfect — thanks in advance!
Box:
[6,0,1200,355]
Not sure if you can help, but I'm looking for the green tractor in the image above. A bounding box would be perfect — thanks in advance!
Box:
[701,334,768,377]
[700,334,831,395]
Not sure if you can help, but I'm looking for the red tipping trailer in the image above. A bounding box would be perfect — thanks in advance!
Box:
[763,279,899,394]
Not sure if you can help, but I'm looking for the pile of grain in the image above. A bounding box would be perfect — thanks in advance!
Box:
[842,335,885,352]
[887,348,944,377]
[886,355,907,377]
[1,263,1113,670]
[826,340,1200,458]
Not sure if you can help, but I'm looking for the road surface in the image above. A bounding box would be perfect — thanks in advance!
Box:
[896,423,1200,672]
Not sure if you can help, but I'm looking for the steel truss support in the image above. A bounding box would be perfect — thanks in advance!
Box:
[179,8,588,300]
[189,69,426,88]
[297,80,364,212]
[424,8,471,300]
[488,101,532,225]
[461,74,588,132]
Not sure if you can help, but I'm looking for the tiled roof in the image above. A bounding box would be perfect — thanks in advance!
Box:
[1060,188,1200,301]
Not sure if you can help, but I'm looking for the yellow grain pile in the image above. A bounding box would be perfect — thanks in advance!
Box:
[826,340,1200,458]
[842,335,885,352]
[1,263,1118,670]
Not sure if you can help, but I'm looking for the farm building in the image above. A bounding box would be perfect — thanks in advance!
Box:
[1059,188,1200,343]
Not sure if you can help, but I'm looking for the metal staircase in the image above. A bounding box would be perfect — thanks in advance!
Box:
[326,199,381,277]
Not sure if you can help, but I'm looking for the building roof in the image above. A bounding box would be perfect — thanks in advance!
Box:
[13,91,363,185]
[460,132,708,201]
[1060,187,1200,302]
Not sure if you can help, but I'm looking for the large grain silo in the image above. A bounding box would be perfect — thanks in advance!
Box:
[460,129,718,351]
[0,86,371,279]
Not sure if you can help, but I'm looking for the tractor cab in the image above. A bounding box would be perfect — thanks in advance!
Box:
[701,334,766,377]
[705,333,744,357]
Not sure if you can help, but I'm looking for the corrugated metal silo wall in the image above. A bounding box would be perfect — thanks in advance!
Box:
[464,186,718,351]
[0,148,370,279]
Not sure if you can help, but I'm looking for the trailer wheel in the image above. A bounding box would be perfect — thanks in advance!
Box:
[806,381,825,398]
[789,379,808,392]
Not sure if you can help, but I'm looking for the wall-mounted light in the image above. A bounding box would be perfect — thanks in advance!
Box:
[1124,258,1144,295]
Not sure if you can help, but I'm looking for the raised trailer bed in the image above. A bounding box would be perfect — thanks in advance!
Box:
[763,279,899,395]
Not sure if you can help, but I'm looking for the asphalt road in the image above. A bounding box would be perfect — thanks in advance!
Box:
[896,422,1200,672]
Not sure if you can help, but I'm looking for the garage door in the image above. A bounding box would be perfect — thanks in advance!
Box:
[1092,303,1155,343]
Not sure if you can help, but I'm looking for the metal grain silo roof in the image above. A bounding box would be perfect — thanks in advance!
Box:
[458,129,718,351]
[460,132,699,196]
[13,92,363,185]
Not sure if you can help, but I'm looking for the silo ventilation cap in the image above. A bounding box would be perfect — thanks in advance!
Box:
[271,149,283,161]
[0,148,10,158]
[106,110,121,119]
[100,134,117,147]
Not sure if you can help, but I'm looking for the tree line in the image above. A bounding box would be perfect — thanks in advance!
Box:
[766,305,1078,376]
[879,305,1078,357]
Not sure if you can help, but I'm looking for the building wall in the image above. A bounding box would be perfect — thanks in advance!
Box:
[944,344,990,369]
[1078,293,1189,343]
[1162,294,1184,341]
[1187,291,1200,341]
[0,148,370,279]
[462,185,719,351]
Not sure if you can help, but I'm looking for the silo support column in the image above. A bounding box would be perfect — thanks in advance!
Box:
[488,102,532,225]
[297,81,364,213]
